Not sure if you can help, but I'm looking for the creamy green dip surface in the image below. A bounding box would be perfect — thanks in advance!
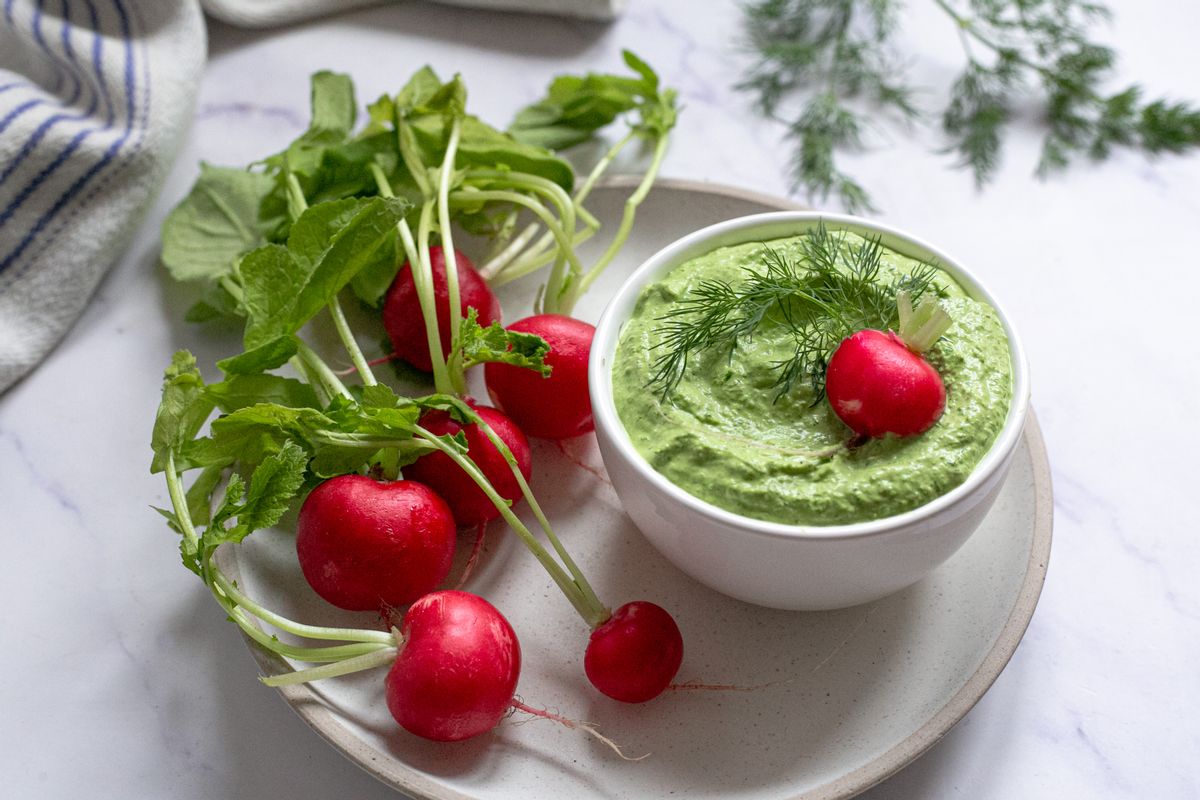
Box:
[612,232,1013,526]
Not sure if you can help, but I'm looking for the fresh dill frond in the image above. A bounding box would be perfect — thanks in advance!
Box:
[740,0,1200,208]
[648,223,941,402]
[740,0,915,213]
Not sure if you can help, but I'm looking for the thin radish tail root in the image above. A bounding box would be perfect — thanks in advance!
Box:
[509,698,647,761]
[553,439,612,487]
[454,522,488,590]
[333,352,402,377]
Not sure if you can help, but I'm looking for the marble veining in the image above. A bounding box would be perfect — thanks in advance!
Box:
[2,1,1199,798]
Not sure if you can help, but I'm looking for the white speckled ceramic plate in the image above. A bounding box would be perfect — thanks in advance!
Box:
[222,178,1053,800]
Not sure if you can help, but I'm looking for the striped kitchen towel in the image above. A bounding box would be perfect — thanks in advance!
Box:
[0,0,205,392]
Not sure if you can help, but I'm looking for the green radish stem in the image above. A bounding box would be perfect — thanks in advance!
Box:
[559,134,670,313]
[469,169,578,234]
[467,169,580,265]
[289,354,332,406]
[484,129,634,287]
[261,646,400,687]
[478,222,543,280]
[219,275,246,309]
[897,290,953,354]
[210,566,393,644]
[307,431,437,456]
[159,460,404,689]
[285,173,381,389]
[295,340,352,401]
[422,394,609,626]
[489,226,597,288]
[415,201,455,389]
[488,130,634,283]
[449,190,586,284]
[396,115,434,198]
[401,210,454,395]
[369,163,456,396]
[329,296,377,386]
[165,452,199,555]
[437,117,465,394]
[574,129,638,208]
[228,606,392,662]
[412,424,607,627]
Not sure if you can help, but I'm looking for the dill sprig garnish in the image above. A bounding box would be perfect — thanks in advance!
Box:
[649,223,941,401]
[740,0,1200,211]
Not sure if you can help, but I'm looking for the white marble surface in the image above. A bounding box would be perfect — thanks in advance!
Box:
[2,1,1198,797]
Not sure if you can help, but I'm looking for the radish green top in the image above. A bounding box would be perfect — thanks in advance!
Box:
[612,231,1013,526]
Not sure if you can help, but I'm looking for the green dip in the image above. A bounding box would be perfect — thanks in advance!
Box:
[611,232,1013,526]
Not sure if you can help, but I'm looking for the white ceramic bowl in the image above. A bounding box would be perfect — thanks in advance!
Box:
[590,212,1030,611]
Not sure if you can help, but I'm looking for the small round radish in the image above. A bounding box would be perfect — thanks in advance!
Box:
[484,314,595,440]
[825,329,946,438]
[406,405,532,526]
[296,476,456,612]
[382,246,500,372]
[386,590,520,741]
[584,601,683,703]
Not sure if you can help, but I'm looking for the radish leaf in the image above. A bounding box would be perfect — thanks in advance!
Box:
[205,374,320,413]
[151,351,216,473]
[160,164,284,283]
[203,440,308,550]
[509,49,675,150]
[302,71,357,145]
[458,308,552,375]
[231,197,407,375]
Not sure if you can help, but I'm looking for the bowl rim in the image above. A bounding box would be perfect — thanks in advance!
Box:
[589,210,1031,542]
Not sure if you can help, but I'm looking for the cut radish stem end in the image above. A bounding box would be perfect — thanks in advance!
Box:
[825,293,953,439]
[484,314,595,439]
[896,290,953,355]
[296,476,457,611]
[406,405,532,526]
[584,601,683,703]
[386,591,520,742]
[382,247,500,373]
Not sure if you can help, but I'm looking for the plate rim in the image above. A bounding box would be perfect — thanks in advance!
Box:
[223,177,1054,800]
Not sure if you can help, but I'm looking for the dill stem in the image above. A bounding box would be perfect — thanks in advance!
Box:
[929,0,1063,88]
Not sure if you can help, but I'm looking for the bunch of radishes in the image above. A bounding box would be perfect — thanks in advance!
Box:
[153,57,684,748]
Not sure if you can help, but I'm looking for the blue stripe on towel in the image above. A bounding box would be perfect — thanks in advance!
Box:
[0,0,139,275]
[0,1,98,107]
[58,1,83,107]
[0,98,43,136]
[87,0,114,125]
[30,0,66,94]
[0,2,102,188]
[0,1,108,193]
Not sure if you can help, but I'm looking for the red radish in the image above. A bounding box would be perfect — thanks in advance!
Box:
[386,590,520,741]
[406,405,532,526]
[296,476,456,611]
[825,329,946,438]
[382,247,500,372]
[584,601,683,703]
[484,314,595,440]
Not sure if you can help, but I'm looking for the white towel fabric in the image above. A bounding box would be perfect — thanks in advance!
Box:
[0,1,205,392]
[0,0,623,394]
[202,0,626,28]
